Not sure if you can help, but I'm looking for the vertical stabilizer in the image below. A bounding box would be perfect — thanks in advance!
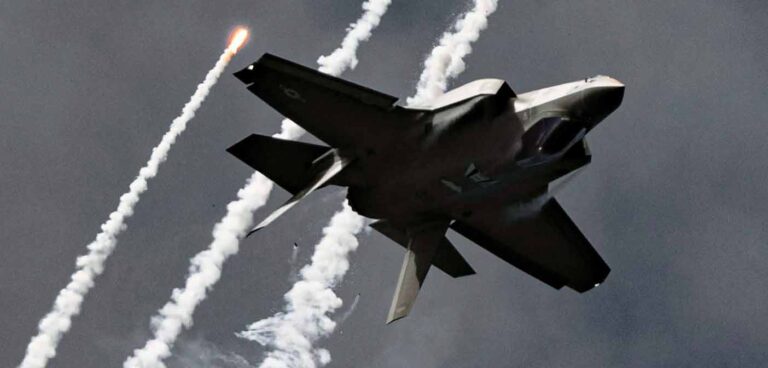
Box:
[386,221,449,324]
[370,220,475,278]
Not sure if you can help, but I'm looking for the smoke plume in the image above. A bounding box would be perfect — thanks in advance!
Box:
[123,171,273,368]
[122,2,391,367]
[238,1,498,367]
[406,0,499,107]
[316,0,391,76]
[236,201,365,368]
[18,43,240,368]
[174,338,255,368]
[338,293,361,324]
[290,244,300,265]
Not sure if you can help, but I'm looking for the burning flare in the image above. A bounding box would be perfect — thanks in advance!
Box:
[227,27,249,54]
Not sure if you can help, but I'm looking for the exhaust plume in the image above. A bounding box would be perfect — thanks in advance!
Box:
[18,37,246,368]
[239,1,498,366]
[123,2,391,367]
[406,0,499,107]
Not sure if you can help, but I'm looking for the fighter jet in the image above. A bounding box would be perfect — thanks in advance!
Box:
[228,54,624,323]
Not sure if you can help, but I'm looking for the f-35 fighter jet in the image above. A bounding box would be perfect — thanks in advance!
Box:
[228,54,624,323]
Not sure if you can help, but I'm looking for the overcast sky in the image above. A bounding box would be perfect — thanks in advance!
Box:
[2,1,767,367]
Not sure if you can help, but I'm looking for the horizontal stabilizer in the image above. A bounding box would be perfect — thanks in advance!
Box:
[370,220,475,278]
[247,149,351,236]
[227,134,330,195]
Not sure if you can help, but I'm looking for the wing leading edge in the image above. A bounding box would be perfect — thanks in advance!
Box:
[451,198,610,292]
[234,53,405,151]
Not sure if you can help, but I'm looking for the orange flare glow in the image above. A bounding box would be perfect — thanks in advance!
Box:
[227,27,249,53]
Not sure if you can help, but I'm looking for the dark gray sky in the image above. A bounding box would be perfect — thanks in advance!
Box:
[2,1,767,367]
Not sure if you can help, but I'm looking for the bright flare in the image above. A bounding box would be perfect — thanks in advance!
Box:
[227,27,249,54]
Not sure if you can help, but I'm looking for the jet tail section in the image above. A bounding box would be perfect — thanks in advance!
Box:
[248,149,351,235]
[370,220,475,278]
[227,134,351,235]
[386,221,450,324]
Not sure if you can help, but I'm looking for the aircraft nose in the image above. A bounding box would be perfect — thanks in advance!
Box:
[580,79,624,127]
[596,84,625,114]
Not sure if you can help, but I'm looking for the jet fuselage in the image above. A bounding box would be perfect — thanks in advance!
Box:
[345,76,625,226]
[228,53,625,321]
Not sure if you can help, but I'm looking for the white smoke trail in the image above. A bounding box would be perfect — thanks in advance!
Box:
[238,1,499,367]
[316,0,391,76]
[175,338,255,368]
[122,2,391,367]
[290,244,300,265]
[338,293,361,324]
[18,43,241,368]
[123,171,273,368]
[406,0,499,107]
[236,202,364,368]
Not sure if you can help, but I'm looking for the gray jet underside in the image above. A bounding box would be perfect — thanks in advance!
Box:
[228,53,624,323]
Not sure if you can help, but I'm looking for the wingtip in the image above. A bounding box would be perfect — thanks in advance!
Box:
[386,291,412,325]
[385,312,408,325]
[233,53,290,84]
[246,227,260,238]
[449,266,477,278]
[233,54,270,84]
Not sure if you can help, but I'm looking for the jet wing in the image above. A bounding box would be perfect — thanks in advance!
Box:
[234,53,405,150]
[451,198,609,292]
